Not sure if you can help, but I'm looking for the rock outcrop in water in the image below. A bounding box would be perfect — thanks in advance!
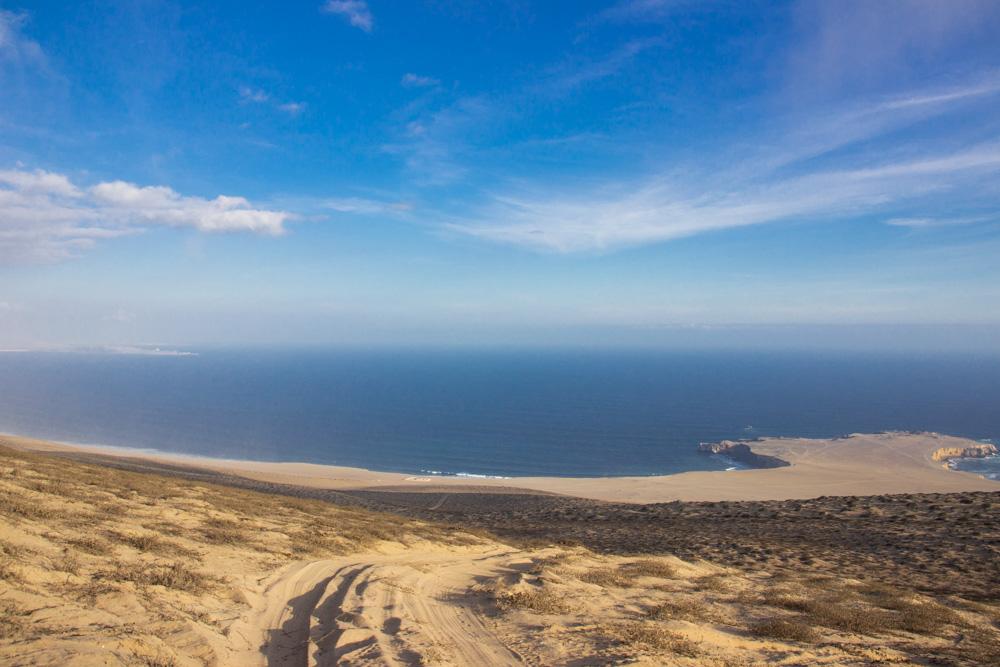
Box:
[931,442,998,462]
[697,440,791,469]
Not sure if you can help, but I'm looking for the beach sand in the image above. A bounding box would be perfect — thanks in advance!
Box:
[5,431,998,503]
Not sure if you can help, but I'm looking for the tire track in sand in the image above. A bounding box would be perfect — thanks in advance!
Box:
[235,546,523,666]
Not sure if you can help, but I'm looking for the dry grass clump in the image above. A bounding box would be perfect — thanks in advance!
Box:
[113,532,166,552]
[778,597,892,634]
[607,621,701,656]
[127,653,178,667]
[106,530,198,558]
[53,552,82,575]
[68,579,121,604]
[95,561,216,594]
[855,584,963,634]
[0,556,20,582]
[65,535,110,555]
[577,559,678,588]
[696,573,731,592]
[579,566,635,588]
[620,559,677,579]
[760,586,964,638]
[289,529,343,556]
[0,601,30,641]
[646,597,722,623]
[0,488,57,521]
[888,600,963,635]
[748,617,819,643]
[198,517,253,546]
[491,585,567,615]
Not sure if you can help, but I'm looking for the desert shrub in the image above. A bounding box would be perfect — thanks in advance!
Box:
[0,540,23,558]
[892,600,963,634]
[66,535,110,555]
[199,518,252,545]
[70,579,120,603]
[696,573,731,592]
[620,559,676,579]
[0,600,29,640]
[106,531,195,557]
[0,489,57,520]
[491,586,566,614]
[118,533,164,551]
[579,566,635,588]
[608,622,701,656]
[289,531,342,556]
[749,617,819,643]
[646,598,721,623]
[96,561,215,594]
[54,552,82,575]
[128,652,178,667]
[0,555,20,581]
[95,500,128,517]
[803,599,893,635]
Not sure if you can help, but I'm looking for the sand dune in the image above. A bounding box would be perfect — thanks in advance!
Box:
[3,443,999,665]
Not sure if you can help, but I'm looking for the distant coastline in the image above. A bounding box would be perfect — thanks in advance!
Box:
[5,431,999,503]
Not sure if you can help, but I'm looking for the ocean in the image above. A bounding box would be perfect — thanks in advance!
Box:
[1,348,998,478]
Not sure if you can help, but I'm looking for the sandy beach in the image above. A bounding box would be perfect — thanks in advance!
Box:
[4,431,998,503]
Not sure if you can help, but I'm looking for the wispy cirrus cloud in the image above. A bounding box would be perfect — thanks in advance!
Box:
[885,216,994,228]
[785,0,1000,97]
[322,0,373,32]
[384,96,497,185]
[447,143,1000,252]
[325,196,412,214]
[238,86,305,117]
[278,101,305,115]
[401,73,439,88]
[0,9,45,66]
[444,75,1000,253]
[538,37,661,96]
[0,168,293,262]
[593,0,706,23]
[238,86,269,103]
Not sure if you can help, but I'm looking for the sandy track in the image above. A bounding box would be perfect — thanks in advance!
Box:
[232,545,523,666]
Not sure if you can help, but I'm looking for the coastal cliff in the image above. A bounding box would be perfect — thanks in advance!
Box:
[697,440,791,469]
[931,442,998,462]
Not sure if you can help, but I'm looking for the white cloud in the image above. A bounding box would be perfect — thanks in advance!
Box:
[0,169,293,262]
[0,168,80,197]
[323,1,373,32]
[0,10,45,66]
[238,86,269,103]
[401,73,439,88]
[278,102,305,115]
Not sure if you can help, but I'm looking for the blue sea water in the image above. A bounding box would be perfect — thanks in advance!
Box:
[0,348,998,478]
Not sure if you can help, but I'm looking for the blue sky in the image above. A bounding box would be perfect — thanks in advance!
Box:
[1,0,1000,349]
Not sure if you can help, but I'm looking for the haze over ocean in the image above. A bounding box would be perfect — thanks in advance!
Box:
[1,348,998,478]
